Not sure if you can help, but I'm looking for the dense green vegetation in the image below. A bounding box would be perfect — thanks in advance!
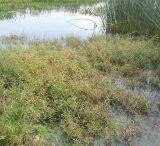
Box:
[106,0,160,36]
[1,35,159,146]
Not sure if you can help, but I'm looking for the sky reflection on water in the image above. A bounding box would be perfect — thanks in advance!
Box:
[0,9,102,39]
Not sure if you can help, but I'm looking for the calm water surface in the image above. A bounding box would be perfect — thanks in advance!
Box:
[0,3,103,39]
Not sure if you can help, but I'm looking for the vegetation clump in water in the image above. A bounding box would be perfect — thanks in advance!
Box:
[0,35,158,146]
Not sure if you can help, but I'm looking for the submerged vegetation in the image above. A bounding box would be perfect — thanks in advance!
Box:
[0,35,159,145]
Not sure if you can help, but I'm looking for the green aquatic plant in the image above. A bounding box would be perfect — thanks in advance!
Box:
[106,0,160,36]
[0,35,152,146]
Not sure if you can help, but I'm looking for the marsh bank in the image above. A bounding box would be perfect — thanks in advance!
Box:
[0,1,160,146]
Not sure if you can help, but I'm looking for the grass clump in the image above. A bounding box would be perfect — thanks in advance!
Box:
[0,35,152,145]
[75,35,160,83]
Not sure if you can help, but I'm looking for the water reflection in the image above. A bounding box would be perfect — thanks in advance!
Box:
[0,9,102,39]
[108,75,160,146]
[0,1,101,20]
[0,2,103,39]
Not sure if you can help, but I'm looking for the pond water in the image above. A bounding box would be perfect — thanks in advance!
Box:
[108,76,160,146]
[0,3,104,39]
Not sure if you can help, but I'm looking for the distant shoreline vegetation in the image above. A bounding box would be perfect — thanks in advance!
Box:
[0,0,101,3]
[0,0,101,20]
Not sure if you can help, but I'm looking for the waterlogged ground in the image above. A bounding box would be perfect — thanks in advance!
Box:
[108,76,160,146]
[0,35,159,146]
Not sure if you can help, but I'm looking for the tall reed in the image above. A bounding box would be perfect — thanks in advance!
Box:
[106,0,160,35]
